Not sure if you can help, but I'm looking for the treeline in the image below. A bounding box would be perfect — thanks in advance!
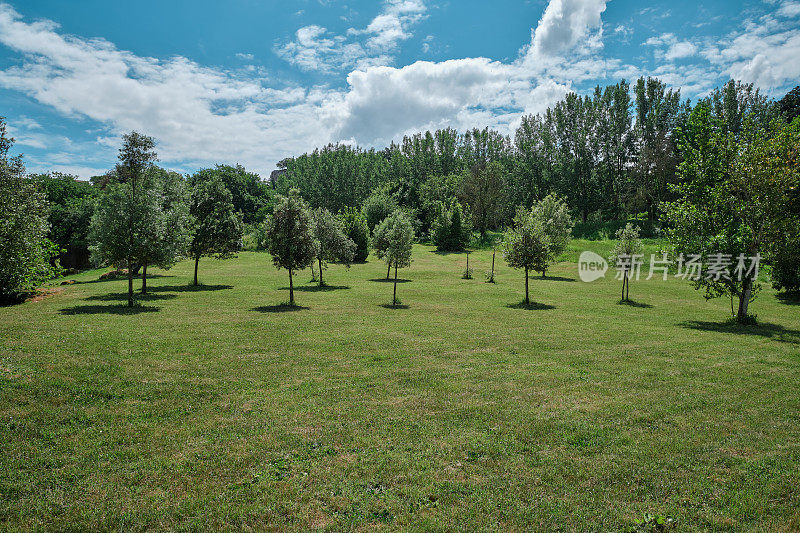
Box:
[277,78,788,237]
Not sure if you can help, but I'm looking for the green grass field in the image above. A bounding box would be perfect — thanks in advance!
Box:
[2,244,799,531]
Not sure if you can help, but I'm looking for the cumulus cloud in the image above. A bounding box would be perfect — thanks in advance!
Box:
[276,0,427,73]
[2,0,797,179]
[525,0,607,63]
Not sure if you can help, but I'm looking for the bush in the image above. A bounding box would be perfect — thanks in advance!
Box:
[341,207,370,261]
[362,191,397,233]
[432,199,471,252]
[771,243,800,292]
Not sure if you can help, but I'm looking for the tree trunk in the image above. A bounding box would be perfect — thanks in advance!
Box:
[127,260,134,307]
[524,267,529,305]
[318,258,324,287]
[541,267,546,278]
[737,277,752,323]
[289,267,294,305]
[621,273,625,301]
[386,262,391,280]
[194,256,200,286]
[393,261,398,305]
[491,250,495,280]
[141,261,148,294]
[625,273,629,301]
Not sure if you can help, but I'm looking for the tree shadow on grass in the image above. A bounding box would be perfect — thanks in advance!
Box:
[251,304,310,313]
[278,284,350,292]
[369,278,412,283]
[85,292,178,302]
[151,284,233,293]
[59,304,161,315]
[532,275,576,282]
[680,320,800,344]
[505,301,556,310]
[776,291,800,306]
[380,303,410,309]
[78,274,174,284]
[617,299,654,308]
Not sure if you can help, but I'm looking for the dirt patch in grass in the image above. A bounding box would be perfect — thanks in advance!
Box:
[26,287,65,303]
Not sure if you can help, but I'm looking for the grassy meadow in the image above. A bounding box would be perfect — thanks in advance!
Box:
[1,243,799,531]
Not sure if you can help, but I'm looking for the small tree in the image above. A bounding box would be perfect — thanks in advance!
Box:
[382,210,414,306]
[311,208,356,286]
[610,223,643,302]
[265,190,318,305]
[432,199,471,252]
[373,217,392,280]
[340,207,370,261]
[532,193,573,277]
[138,169,192,293]
[189,176,243,285]
[502,209,550,305]
[362,190,397,233]
[89,131,159,307]
[0,118,60,301]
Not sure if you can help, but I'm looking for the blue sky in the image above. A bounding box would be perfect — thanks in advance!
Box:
[1,0,798,178]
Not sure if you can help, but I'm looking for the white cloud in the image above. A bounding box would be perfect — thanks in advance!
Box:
[2,0,796,181]
[276,0,427,73]
[525,0,607,63]
[777,1,800,17]
[0,3,329,176]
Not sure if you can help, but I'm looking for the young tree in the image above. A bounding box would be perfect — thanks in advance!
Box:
[89,131,159,307]
[264,190,318,305]
[340,207,370,261]
[137,169,192,294]
[502,209,550,305]
[189,176,243,285]
[381,210,415,306]
[0,118,60,301]
[531,193,573,277]
[311,208,356,286]
[610,223,643,302]
[372,217,392,280]
[460,162,505,240]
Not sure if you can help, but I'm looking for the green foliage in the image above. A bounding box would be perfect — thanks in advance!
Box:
[189,176,243,284]
[340,207,370,262]
[503,210,550,274]
[362,189,397,233]
[190,164,273,224]
[264,190,318,294]
[140,168,192,271]
[610,223,643,263]
[502,208,550,303]
[778,86,800,123]
[431,199,471,252]
[418,173,463,236]
[0,119,60,300]
[283,144,392,214]
[460,161,506,238]
[531,193,573,274]
[664,107,800,321]
[311,207,356,285]
[380,210,414,269]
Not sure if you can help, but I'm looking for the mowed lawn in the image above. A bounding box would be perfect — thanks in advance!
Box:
[2,244,799,531]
